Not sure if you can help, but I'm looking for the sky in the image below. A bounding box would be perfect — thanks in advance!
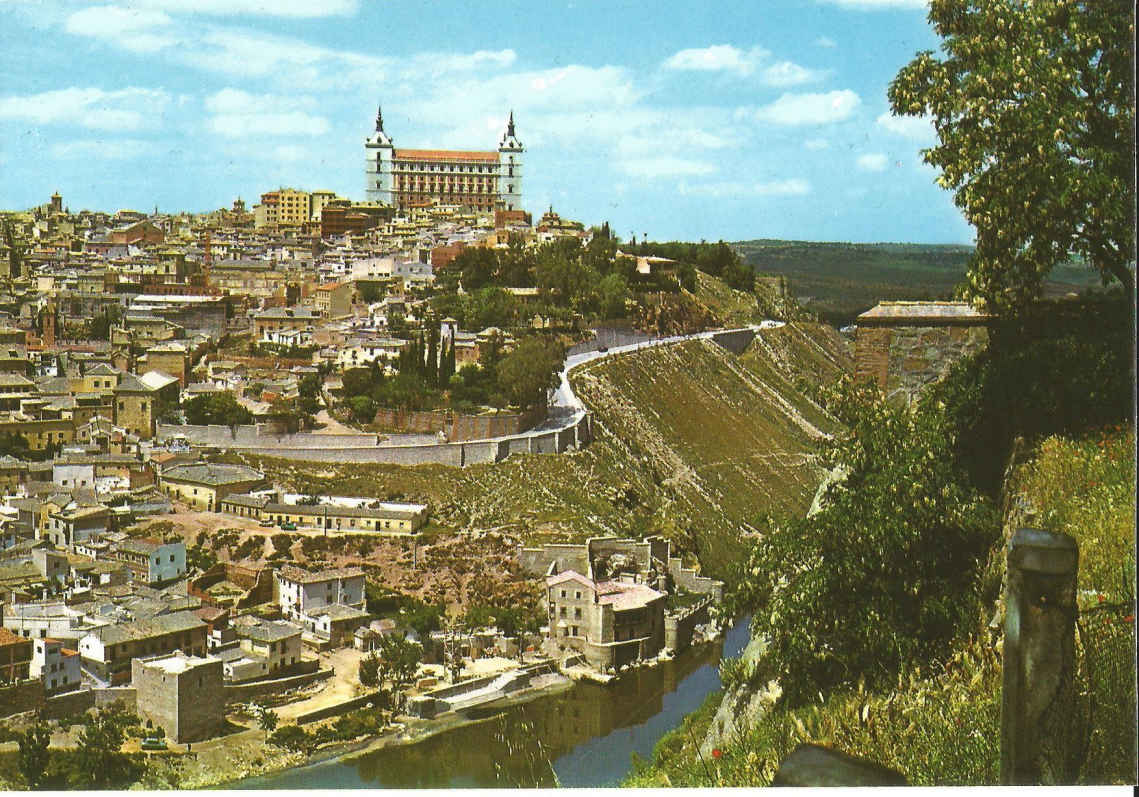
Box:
[0,0,975,245]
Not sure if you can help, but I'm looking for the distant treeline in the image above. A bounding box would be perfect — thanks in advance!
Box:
[732,239,1100,326]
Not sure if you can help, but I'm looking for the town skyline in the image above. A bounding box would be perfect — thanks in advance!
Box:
[0,0,974,245]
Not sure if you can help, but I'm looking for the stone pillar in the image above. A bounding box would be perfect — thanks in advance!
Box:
[1001,527,1081,785]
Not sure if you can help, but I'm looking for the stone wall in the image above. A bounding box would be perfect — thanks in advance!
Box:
[668,557,725,602]
[373,407,546,442]
[517,544,590,577]
[854,319,989,404]
[223,666,330,704]
[0,680,44,718]
[709,328,758,355]
[294,689,382,725]
[158,412,592,468]
[664,597,713,653]
[40,686,136,721]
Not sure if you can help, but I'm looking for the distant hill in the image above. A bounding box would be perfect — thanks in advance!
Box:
[733,239,1101,326]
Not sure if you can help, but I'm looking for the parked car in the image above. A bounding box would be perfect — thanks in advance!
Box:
[280,522,297,530]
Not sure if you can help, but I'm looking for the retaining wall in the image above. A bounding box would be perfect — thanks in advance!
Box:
[709,328,758,355]
[293,689,382,725]
[222,667,331,703]
[157,413,591,468]
[373,407,545,442]
[40,686,136,720]
[0,680,45,718]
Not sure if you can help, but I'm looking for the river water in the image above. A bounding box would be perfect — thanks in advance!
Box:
[237,616,751,789]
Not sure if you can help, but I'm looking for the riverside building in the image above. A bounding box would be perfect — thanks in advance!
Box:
[364,106,524,213]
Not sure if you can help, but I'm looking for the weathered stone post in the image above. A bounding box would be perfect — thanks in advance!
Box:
[1001,527,1081,785]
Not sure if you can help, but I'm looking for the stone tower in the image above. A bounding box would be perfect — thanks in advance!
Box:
[364,105,394,206]
[497,111,524,211]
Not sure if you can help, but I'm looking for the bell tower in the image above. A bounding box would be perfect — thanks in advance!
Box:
[497,111,524,212]
[364,105,394,206]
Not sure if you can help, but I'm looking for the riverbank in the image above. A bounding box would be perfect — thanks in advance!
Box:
[196,671,574,790]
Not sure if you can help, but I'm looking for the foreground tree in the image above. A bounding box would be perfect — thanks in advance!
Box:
[889,0,1135,312]
[17,723,52,790]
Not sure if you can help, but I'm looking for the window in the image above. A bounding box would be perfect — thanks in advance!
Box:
[574,608,582,620]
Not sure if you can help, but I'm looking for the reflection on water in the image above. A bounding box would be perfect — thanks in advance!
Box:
[239,616,751,789]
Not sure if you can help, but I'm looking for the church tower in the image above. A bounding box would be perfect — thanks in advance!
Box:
[364,105,394,205]
[497,111,524,211]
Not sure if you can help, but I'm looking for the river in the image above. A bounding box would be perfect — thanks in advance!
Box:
[237,616,751,789]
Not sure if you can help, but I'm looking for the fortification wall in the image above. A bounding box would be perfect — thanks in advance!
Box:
[668,557,725,602]
[665,598,712,653]
[855,323,989,404]
[517,544,590,577]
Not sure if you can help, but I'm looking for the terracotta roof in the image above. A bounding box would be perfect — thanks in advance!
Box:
[595,581,665,611]
[394,149,499,163]
[0,627,29,647]
[546,570,594,589]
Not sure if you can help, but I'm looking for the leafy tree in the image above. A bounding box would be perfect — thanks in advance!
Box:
[376,633,422,708]
[888,0,1135,312]
[403,602,445,638]
[87,304,123,340]
[738,379,997,707]
[0,431,31,459]
[256,704,279,738]
[298,373,322,398]
[468,286,519,330]
[17,723,52,790]
[495,337,563,411]
[348,394,377,424]
[359,652,381,688]
[341,367,374,398]
[597,272,629,319]
[70,707,135,788]
[184,393,253,426]
[456,247,499,292]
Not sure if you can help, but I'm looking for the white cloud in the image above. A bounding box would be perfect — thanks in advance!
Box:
[205,89,329,137]
[818,0,926,9]
[678,178,811,197]
[761,61,826,87]
[126,0,359,17]
[65,5,176,52]
[753,90,860,125]
[663,44,770,76]
[662,44,823,86]
[856,152,889,171]
[0,86,169,131]
[804,138,830,150]
[875,111,934,140]
[620,157,717,178]
[815,36,837,48]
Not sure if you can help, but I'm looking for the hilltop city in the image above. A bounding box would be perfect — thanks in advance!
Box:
[0,106,751,784]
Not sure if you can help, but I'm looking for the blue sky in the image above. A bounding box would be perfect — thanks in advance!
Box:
[0,0,974,244]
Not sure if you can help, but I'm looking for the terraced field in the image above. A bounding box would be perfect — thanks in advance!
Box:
[232,322,851,578]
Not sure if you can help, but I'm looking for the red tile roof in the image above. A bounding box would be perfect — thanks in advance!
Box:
[394,149,499,163]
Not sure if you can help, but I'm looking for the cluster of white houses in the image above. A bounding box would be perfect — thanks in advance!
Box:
[153,460,428,535]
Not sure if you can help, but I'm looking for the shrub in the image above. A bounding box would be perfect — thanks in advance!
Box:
[268,724,311,753]
[739,379,997,707]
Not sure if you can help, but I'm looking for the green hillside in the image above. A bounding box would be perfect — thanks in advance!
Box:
[228,321,851,579]
[733,240,1101,325]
